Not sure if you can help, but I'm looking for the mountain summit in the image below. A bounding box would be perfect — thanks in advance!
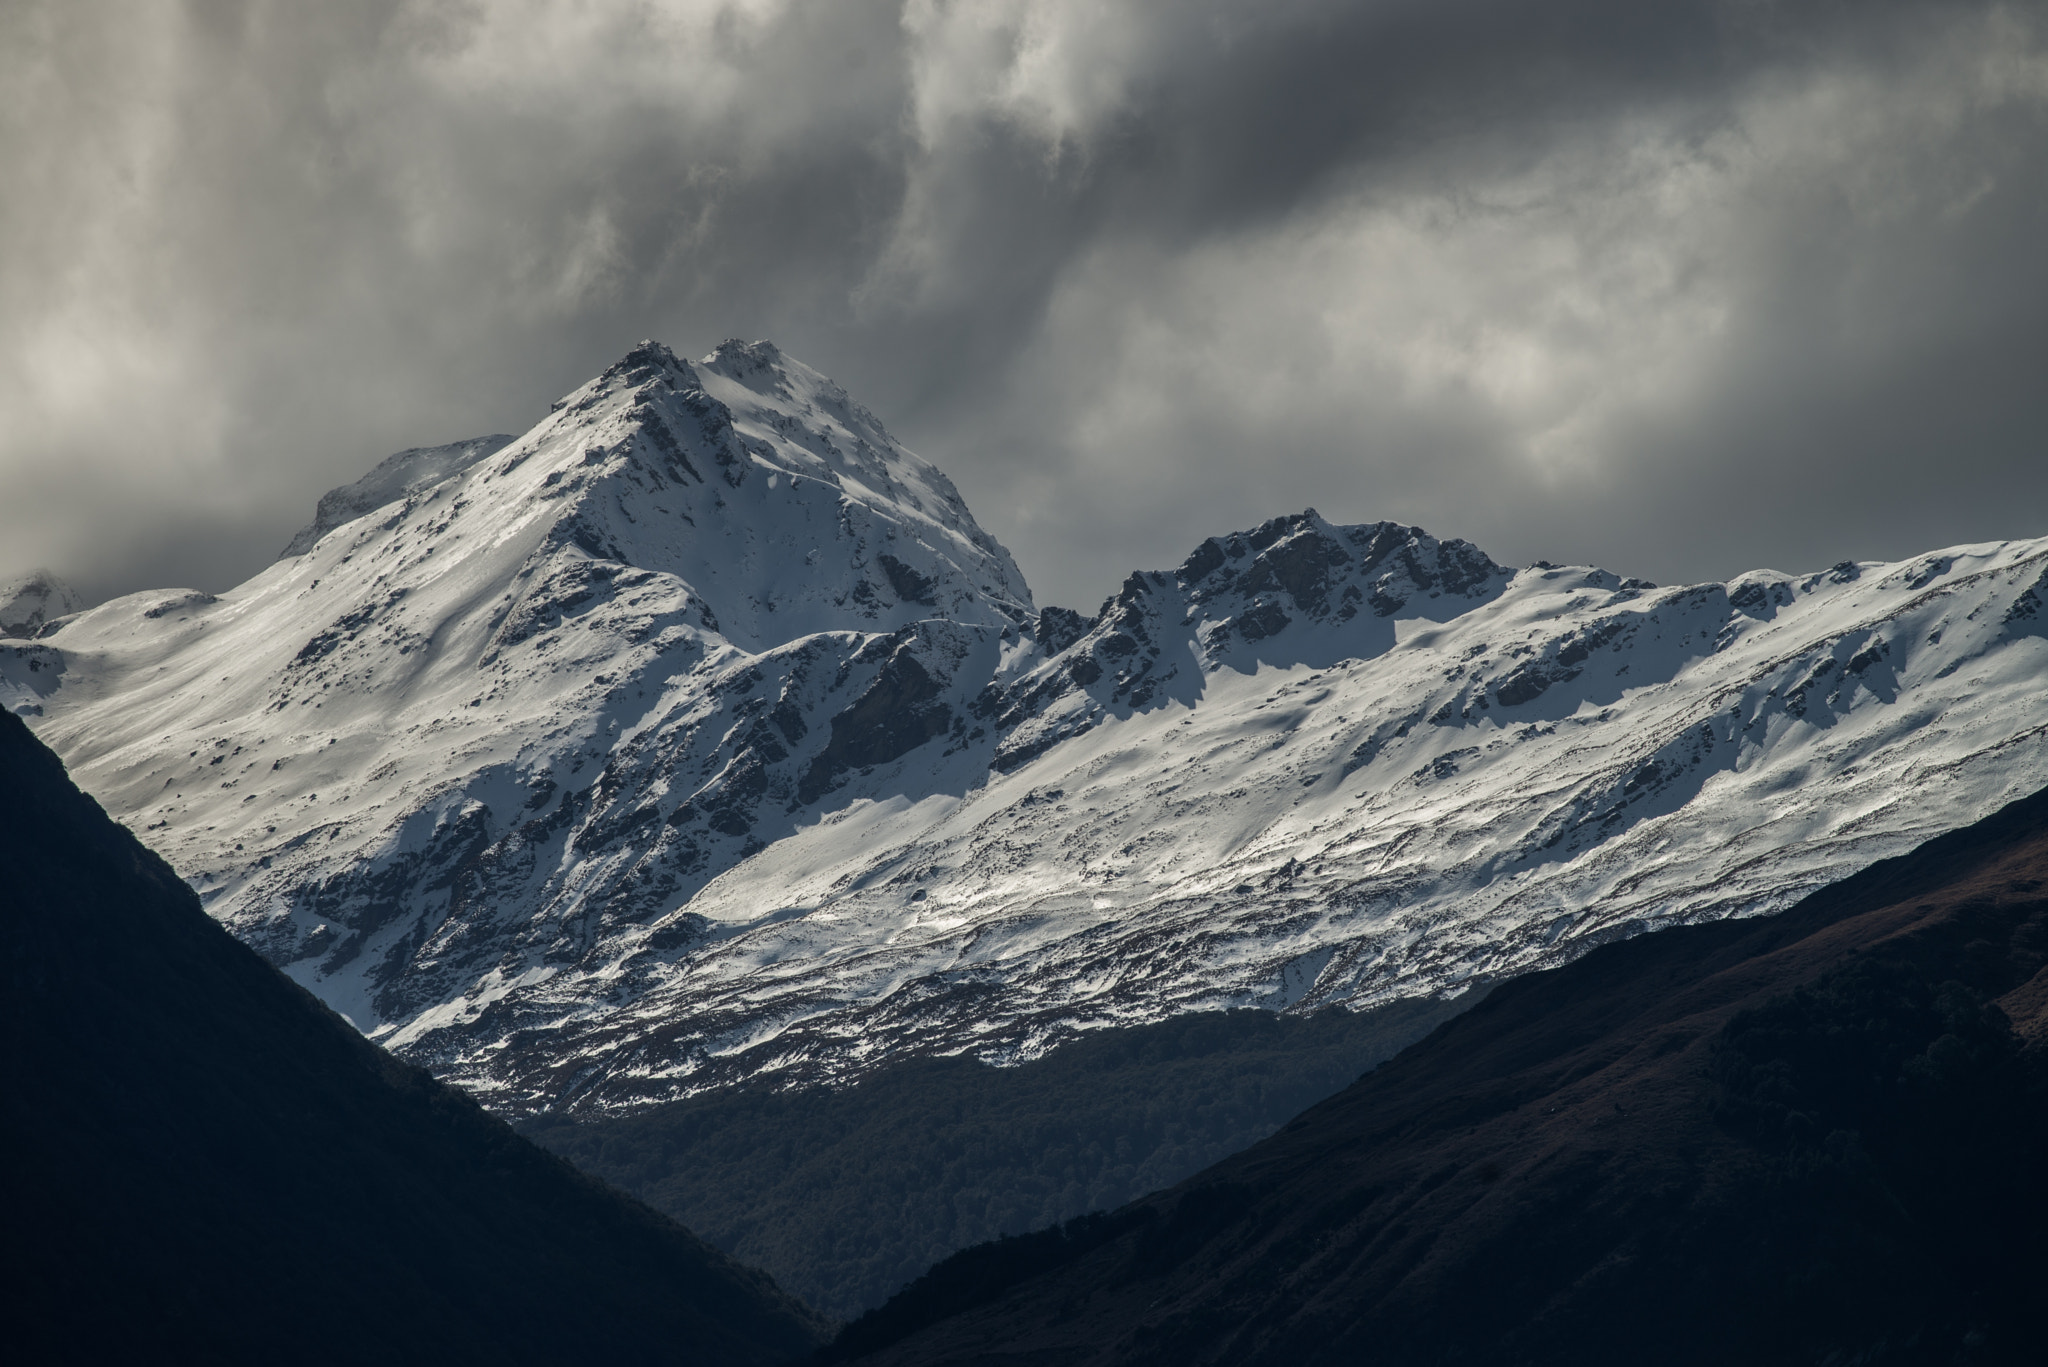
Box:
[4,340,1033,1055]
[9,341,2048,1115]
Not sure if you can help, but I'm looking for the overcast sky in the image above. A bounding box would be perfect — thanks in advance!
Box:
[5,0,2047,612]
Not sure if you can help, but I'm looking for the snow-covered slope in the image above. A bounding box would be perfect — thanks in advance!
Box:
[0,569,83,640]
[464,520,2048,1109]
[7,339,1031,1047]
[280,434,516,557]
[10,341,2048,1116]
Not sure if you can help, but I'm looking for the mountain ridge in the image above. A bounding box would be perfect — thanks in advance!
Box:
[7,339,2048,1116]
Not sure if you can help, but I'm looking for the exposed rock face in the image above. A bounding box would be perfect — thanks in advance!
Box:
[984,510,1510,773]
[12,339,2048,1117]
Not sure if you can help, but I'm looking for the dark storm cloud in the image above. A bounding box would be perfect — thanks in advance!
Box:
[3,0,2045,610]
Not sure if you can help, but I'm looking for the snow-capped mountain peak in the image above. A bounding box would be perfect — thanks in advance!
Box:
[6,340,1033,1041]
[11,340,2048,1119]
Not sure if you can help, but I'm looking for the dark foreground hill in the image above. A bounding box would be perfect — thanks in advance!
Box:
[525,997,1464,1320]
[0,710,824,1366]
[833,784,2048,1366]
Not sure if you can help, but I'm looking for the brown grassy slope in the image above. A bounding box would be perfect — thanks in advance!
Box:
[844,783,2048,1366]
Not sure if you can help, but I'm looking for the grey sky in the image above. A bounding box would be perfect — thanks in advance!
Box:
[4,0,2046,613]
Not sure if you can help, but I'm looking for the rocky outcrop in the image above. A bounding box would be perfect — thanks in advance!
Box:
[0,568,83,640]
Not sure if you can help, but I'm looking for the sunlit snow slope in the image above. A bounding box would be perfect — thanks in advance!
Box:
[8,340,2048,1115]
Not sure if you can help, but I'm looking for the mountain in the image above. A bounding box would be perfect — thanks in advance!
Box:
[5,339,1032,1106]
[0,708,824,1364]
[827,780,2048,1366]
[8,339,2048,1116]
[0,567,81,640]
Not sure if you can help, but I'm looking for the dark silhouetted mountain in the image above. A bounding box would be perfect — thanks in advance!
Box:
[522,995,1466,1321]
[0,708,825,1365]
[831,782,2048,1366]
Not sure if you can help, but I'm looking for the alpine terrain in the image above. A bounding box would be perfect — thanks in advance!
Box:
[8,339,2048,1119]
[0,567,83,639]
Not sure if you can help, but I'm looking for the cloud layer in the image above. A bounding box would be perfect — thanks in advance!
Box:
[5,0,2046,609]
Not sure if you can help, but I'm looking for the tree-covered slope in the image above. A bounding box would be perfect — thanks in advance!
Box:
[524,996,1464,1320]
[0,708,824,1365]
